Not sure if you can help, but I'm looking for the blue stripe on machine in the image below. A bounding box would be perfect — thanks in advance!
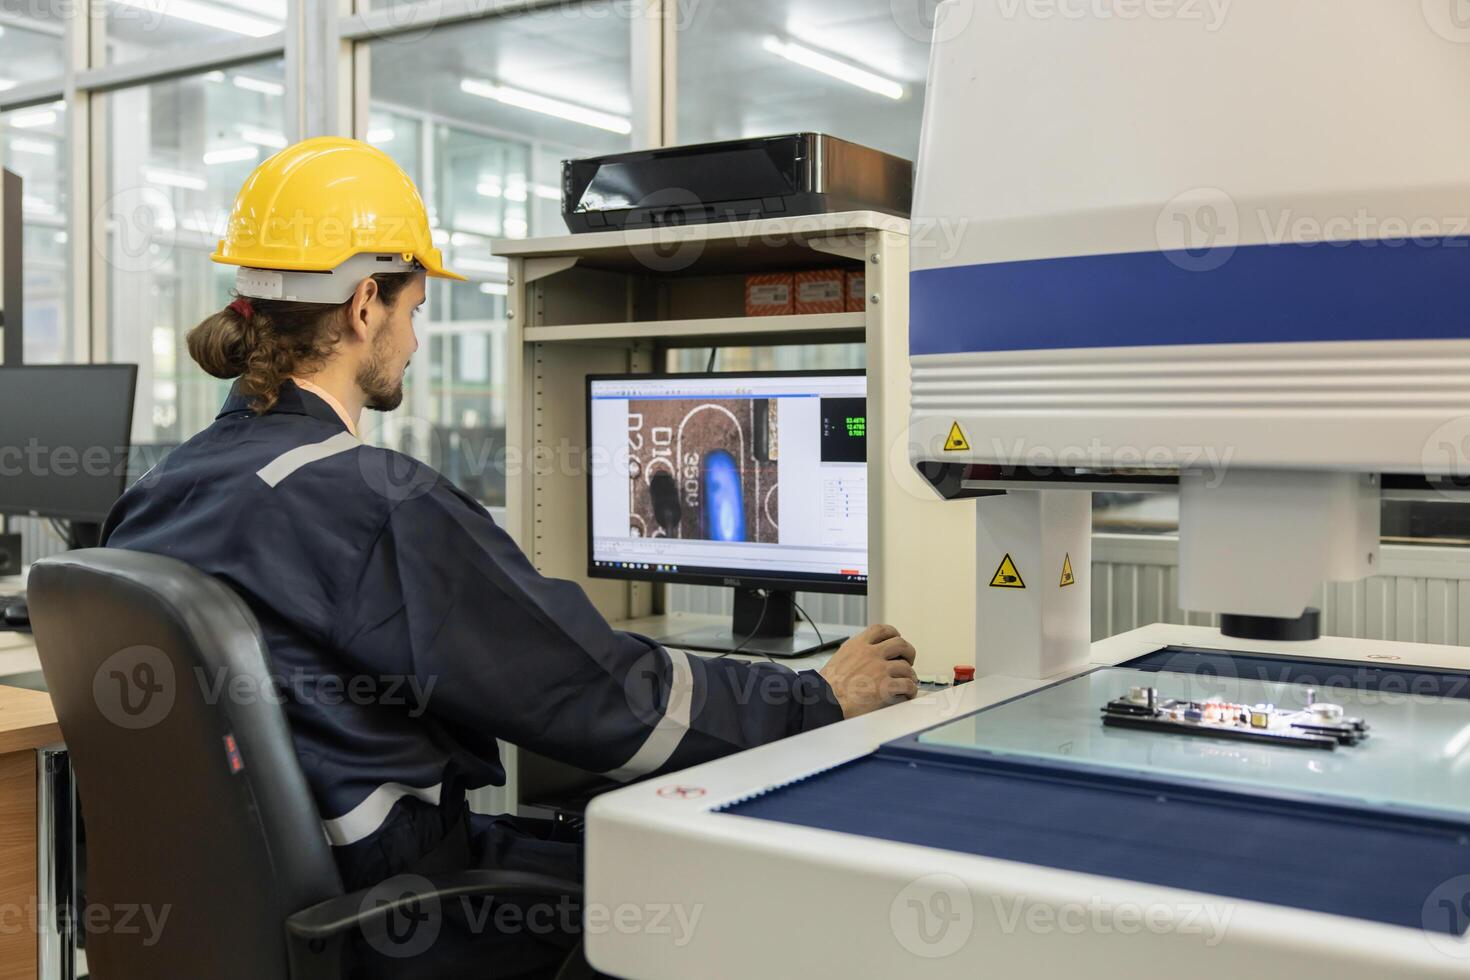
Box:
[910,237,1470,355]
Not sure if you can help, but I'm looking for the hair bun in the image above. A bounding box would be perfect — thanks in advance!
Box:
[185,307,251,379]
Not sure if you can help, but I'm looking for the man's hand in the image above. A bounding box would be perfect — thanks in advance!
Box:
[819,624,918,719]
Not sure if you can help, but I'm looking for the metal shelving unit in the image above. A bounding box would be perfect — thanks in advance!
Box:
[491,210,976,811]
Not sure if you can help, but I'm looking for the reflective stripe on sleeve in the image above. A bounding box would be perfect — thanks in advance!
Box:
[603,646,695,782]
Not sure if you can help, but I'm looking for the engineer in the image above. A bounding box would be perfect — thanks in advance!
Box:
[103,136,920,977]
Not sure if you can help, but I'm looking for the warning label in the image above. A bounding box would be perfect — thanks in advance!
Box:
[989,553,1026,589]
[944,422,970,452]
[1060,553,1076,588]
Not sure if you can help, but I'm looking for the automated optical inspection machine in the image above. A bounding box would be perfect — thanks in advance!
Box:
[584,3,1470,976]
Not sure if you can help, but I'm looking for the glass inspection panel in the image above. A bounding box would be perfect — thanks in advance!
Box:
[917,664,1470,821]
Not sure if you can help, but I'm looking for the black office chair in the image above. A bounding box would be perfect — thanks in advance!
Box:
[28,549,586,980]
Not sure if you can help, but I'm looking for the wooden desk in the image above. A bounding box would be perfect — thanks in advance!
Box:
[0,631,63,980]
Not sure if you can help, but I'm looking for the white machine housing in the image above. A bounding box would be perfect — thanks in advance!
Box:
[907,0,1470,625]
[584,626,1470,979]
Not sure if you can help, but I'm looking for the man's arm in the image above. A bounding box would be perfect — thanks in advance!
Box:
[334,482,916,783]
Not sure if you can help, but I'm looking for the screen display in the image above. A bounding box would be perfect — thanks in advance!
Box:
[0,365,137,522]
[588,372,866,590]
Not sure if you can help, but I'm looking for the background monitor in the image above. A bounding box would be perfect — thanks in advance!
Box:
[587,369,866,656]
[0,365,138,533]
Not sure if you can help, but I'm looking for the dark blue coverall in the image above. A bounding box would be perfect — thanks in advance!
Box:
[103,380,845,977]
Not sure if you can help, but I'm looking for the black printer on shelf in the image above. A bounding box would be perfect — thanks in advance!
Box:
[560,133,912,233]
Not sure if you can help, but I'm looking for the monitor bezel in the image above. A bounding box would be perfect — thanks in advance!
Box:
[0,363,139,523]
[585,368,868,596]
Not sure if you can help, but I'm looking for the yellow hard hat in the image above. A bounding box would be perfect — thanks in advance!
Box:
[212,136,464,300]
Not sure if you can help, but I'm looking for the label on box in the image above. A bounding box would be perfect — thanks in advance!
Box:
[794,269,846,314]
[847,271,866,311]
[746,273,794,316]
[749,283,791,306]
[798,280,843,303]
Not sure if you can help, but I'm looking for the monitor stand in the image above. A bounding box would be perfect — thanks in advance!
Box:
[660,588,849,659]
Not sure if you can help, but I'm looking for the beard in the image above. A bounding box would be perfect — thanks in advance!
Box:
[356,324,405,412]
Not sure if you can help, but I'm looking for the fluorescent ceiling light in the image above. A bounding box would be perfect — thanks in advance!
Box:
[459,78,631,135]
[504,184,528,203]
[9,138,55,156]
[475,180,502,198]
[232,74,284,97]
[22,195,55,215]
[0,79,15,92]
[110,0,281,38]
[533,184,560,201]
[503,217,528,238]
[365,127,396,144]
[204,145,259,165]
[143,166,207,191]
[238,125,286,149]
[479,282,508,296]
[9,110,56,130]
[450,231,486,248]
[761,37,904,100]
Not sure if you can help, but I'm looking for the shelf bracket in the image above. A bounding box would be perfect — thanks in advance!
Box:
[807,232,871,263]
[522,256,580,283]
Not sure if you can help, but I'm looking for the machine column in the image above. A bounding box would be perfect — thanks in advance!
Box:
[975,490,1092,679]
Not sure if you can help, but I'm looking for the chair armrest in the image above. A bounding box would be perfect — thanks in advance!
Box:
[284,870,583,980]
[287,869,584,941]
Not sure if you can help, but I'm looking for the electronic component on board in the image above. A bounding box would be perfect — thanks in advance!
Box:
[1101,686,1368,749]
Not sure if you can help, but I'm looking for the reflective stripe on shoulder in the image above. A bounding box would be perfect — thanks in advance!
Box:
[322,781,443,847]
[604,646,695,782]
[256,431,360,488]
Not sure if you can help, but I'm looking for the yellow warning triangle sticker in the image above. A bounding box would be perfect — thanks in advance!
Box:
[1060,553,1076,588]
[989,553,1026,589]
[943,421,970,452]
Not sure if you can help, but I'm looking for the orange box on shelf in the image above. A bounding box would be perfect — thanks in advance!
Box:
[794,269,846,314]
[845,270,866,312]
[744,273,794,316]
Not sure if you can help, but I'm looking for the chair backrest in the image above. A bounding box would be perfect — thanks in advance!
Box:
[28,549,344,980]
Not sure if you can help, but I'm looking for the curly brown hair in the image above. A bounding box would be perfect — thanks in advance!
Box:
[186,272,416,413]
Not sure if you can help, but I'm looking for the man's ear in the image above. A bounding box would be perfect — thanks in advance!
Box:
[345,277,381,344]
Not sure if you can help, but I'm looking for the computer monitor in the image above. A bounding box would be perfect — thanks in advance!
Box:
[587,370,866,657]
[0,365,138,544]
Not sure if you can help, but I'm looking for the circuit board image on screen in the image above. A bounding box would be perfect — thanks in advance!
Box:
[626,397,779,543]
